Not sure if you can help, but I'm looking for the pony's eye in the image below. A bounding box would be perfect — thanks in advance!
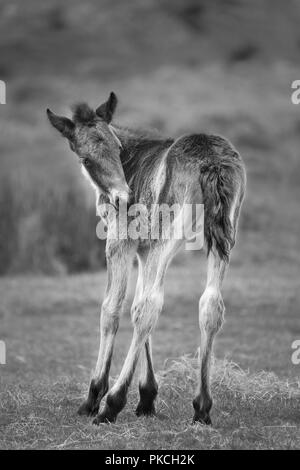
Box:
[83,158,91,167]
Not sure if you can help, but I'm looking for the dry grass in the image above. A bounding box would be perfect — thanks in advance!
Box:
[1,356,299,450]
[0,257,299,449]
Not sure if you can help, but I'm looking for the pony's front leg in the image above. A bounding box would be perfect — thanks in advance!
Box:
[135,337,158,417]
[93,240,182,424]
[133,254,158,417]
[93,288,163,424]
[78,242,135,417]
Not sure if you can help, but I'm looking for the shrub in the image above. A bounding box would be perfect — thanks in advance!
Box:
[0,177,106,275]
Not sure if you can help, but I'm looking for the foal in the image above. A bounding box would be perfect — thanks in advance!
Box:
[47,92,246,425]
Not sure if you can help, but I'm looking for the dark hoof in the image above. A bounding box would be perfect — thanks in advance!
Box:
[135,401,156,417]
[193,413,212,425]
[92,387,127,425]
[136,384,158,417]
[192,396,212,426]
[92,411,116,425]
[77,401,98,417]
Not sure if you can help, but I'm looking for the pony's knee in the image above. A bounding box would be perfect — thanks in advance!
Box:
[199,287,225,335]
[101,310,119,335]
[101,294,124,334]
[132,291,163,335]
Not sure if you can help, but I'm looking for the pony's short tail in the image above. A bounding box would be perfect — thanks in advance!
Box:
[200,163,235,262]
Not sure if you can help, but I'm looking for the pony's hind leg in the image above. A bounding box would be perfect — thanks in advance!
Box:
[193,249,226,425]
[193,152,245,425]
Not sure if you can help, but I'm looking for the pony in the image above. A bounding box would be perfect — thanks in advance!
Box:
[47,92,246,425]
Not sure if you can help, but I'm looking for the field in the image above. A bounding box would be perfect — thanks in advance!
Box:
[1,251,300,449]
[0,0,300,450]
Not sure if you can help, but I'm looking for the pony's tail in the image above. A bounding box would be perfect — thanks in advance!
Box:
[200,163,235,262]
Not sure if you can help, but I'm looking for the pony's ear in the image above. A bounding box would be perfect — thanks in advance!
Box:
[46,108,75,140]
[95,92,118,123]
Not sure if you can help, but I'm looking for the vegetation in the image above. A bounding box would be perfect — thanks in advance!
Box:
[0,257,299,449]
[0,0,299,273]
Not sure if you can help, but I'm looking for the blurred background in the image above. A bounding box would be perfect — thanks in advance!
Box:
[0,0,299,275]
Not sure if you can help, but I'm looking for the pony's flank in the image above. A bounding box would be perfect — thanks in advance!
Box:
[112,126,245,261]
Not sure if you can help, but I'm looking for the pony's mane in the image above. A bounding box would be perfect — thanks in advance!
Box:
[113,124,166,142]
[72,103,96,125]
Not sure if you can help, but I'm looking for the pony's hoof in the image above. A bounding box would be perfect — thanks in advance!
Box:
[92,411,116,425]
[193,413,212,426]
[77,401,98,417]
[135,402,156,417]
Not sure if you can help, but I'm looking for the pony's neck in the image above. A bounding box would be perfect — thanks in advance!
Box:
[110,124,174,197]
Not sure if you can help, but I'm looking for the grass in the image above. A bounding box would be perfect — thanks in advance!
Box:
[0,254,299,449]
[1,358,299,450]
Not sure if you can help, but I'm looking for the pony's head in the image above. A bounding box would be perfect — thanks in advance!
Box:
[47,92,129,206]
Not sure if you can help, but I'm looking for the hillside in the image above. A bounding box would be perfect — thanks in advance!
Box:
[0,0,299,274]
[1,0,300,80]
